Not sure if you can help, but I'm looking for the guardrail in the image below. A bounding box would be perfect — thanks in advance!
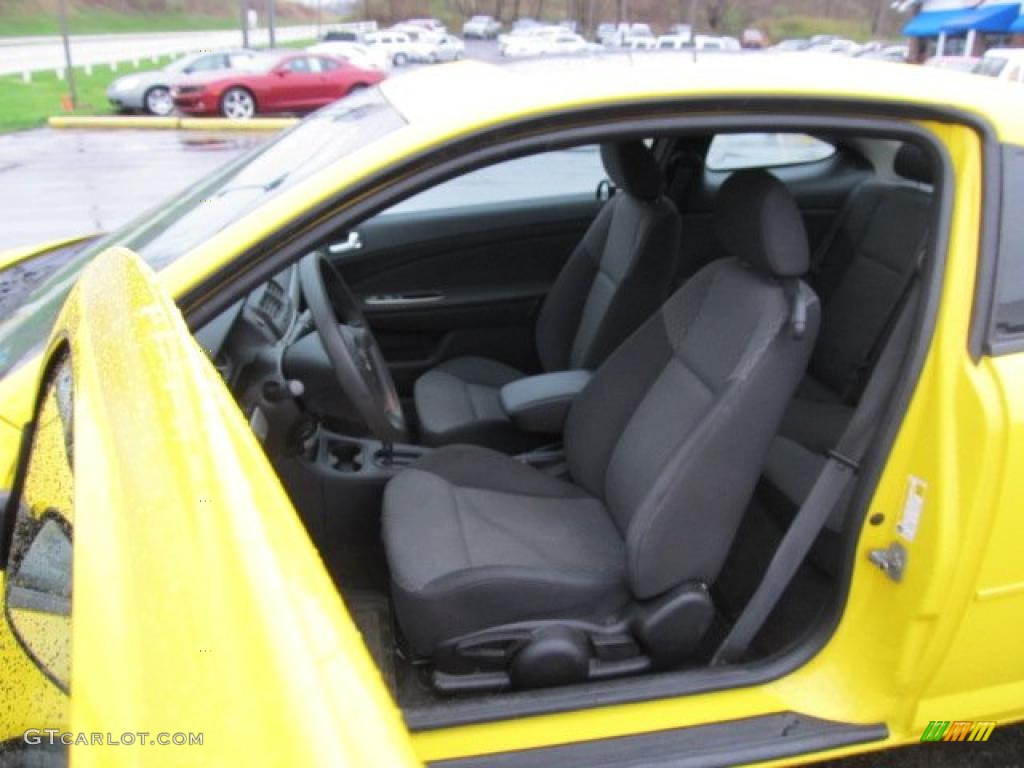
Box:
[0,25,321,80]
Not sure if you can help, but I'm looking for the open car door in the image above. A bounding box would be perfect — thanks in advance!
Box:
[1,247,418,767]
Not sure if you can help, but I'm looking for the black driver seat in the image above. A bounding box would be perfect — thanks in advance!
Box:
[382,170,820,688]
[413,140,682,453]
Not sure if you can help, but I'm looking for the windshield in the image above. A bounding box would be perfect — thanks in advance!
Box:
[0,87,405,381]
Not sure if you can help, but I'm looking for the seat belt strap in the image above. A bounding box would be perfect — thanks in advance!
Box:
[712,286,919,666]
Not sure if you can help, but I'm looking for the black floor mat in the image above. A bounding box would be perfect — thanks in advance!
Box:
[343,591,397,693]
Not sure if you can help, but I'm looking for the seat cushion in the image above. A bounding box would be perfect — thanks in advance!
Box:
[414,356,543,453]
[383,445,628,656]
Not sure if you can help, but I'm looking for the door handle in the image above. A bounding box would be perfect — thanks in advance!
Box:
[364,291,444,307]
[328,231,362,255]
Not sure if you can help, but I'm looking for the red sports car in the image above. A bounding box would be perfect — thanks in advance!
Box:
[172,51,387,119]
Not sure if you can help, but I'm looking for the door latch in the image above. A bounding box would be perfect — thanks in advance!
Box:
[868,541,907,582]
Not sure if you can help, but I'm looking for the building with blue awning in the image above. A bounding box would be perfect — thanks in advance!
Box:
[903,0,1023,60]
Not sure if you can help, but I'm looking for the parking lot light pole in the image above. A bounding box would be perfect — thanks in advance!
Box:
[57,0,78,109]
[266,0,276,49]
[240,0,250,48]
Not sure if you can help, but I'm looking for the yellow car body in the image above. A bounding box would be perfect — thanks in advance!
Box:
[0,57,1023,766]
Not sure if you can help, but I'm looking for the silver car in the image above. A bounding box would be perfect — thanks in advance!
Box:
[106,49,256,116]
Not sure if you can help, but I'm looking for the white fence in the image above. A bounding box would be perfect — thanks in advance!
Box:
[0,25,322,80]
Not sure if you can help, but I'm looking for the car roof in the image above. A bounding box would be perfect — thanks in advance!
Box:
[376,57,1024,144]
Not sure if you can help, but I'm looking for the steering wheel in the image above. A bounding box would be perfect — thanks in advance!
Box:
[298,252,408,444]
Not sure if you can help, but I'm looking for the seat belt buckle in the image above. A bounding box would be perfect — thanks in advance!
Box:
[827,449,860,472]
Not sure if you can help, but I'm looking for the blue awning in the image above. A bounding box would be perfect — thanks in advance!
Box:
[1011,11,1024,31]
[903,4,1021,36]
[903,9,968,36]
[941,3,1020,33]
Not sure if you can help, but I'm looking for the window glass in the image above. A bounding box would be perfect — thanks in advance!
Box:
[321,57,339,70]
[286,57,313,73]
[228,53,253,69]
[993,145,1024,343]
[190,54,225,72]
[385,146,605,215]
[4,351,74,690]
[707,133,835,171]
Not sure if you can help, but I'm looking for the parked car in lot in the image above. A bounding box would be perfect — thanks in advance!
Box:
[502,30,595,57]
[499,25,562,56]
[388,25,465,63]
[401,18,446,33]
[363,29,421,66]
[741,28,766,48]
[656,34,691,51]
[856,44,909,63]
[307,41,390,71]
[171,51,386,119]
[975,48,1024,83]
[3,53,1024,768]
[774,38,811,51]
[462,14,501,39]
[925,55,981,73]
[419,34,466,63]
[106,49,256,116]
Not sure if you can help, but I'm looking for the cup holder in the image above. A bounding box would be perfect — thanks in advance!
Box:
[327,442,363,473]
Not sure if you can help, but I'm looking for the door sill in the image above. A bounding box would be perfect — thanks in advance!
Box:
[428,712,887,768]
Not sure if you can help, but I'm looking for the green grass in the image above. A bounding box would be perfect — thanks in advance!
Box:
[1,9,242,37]
[1,56,175,132]
[0,39,319,133]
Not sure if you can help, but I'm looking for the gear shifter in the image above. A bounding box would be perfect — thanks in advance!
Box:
[379,441,395,467]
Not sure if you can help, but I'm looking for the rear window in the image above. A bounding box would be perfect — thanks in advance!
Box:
[707,133,836,171]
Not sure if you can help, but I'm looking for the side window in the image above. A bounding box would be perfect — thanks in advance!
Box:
[385,146,606,215]
[286,57,312,73]
[3,350,74,690]
[321,57,339,70]
[992,145,1024,347]
[707,133,836,171]
[191,54,225,72]
[228,53,253,69]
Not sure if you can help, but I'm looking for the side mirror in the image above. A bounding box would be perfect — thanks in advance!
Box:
[275,68,289,77]
[183,67,194,74]
[6,516,72,689]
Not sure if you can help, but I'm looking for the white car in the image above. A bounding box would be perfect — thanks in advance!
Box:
[656,35,691,51]
[423,35,466,63]
[363,30,420,66]
[808,37,861,55]
[463,15,501,39]
[626,37,657,51]
[307,41,390,71]
[975,48,1024,83]
[389,25,463,63]
[622,24,654,48]
[542,33,596,56]
[499,26,563,56]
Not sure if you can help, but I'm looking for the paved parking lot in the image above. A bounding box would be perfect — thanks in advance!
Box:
[0,128,268,251]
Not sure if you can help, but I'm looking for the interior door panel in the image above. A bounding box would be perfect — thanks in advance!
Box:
[332,196,601,393]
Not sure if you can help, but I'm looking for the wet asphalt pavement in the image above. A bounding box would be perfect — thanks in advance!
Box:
[0,128,268,252]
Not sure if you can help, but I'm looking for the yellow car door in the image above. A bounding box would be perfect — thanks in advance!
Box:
[1,246,419,767]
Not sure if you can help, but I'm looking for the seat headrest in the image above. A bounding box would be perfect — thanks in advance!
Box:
[601,141,662,201]
[894,143,933,185]
[714,170,810,278]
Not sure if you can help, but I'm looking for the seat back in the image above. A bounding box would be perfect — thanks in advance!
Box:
[565,170,820,599]
[535,141,682,372]
[809,143,933,400]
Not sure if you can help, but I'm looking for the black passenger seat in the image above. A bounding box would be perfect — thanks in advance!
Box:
[761,144,935,546]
